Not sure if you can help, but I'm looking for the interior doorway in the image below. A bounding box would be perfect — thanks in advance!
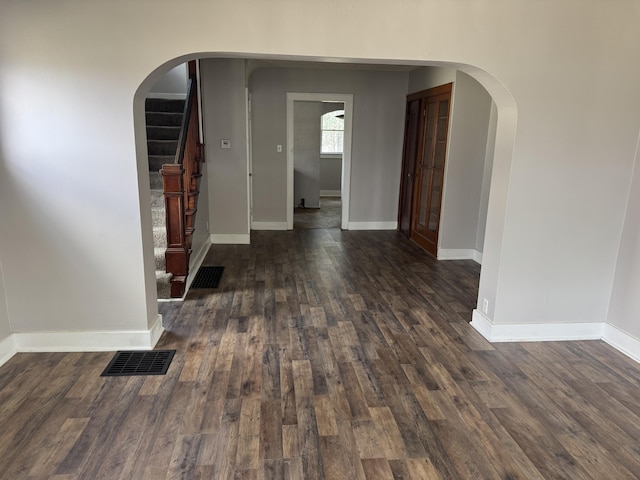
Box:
[292,102,344,229]
[286,93,353,230]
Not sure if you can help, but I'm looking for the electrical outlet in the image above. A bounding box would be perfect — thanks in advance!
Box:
[482,298,489,314]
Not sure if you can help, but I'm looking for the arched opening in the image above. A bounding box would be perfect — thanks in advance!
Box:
[133,55,517,331]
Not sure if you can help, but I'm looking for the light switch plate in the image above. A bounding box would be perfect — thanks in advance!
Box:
[221,139,231,149]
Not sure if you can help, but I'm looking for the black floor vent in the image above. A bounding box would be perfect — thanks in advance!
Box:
[191,266,224,288]
[101,350,176,377]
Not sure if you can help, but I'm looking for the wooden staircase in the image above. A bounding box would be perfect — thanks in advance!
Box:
[145,98,185,299]
[147,61,204,299]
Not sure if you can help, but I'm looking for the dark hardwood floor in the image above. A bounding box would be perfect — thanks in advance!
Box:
[294,197,341,229]
[1,229,640,479]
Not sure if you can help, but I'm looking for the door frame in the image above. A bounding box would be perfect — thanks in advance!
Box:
[398,83,453,256]
[286,92,353,230]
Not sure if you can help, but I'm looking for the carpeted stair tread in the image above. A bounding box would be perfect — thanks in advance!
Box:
[151,190,164,209]
[154,247,166,270]
[155,270,172,299]
[146,125,181,140]
[146,112,183,127]
[153,226,167,248]
[148,140,180,156]
[151,206,166,226]
[149,155,176,172]
[145,98,185,113]
[149,172,163,190]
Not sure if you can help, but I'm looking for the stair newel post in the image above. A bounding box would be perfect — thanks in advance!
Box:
[161,163,188,297]
[157,59,205,298]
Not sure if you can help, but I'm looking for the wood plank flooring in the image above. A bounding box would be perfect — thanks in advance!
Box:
[1,229,640,479]
[294,198,341,229]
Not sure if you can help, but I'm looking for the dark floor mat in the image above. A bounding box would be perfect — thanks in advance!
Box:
[101,350,175,376]
[191,266,224,288]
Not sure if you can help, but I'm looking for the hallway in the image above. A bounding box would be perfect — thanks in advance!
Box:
[294,197,341,229]
[0,229,639,479]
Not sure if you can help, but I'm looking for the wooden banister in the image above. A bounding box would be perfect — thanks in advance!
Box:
[160,60,204,298]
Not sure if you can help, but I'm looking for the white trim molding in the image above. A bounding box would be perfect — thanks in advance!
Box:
[348,221,397,231]
[211,233,251,244]
[471,310,640,364]
[602,323,640,364]
[438,249,483,264]
[178,234,213,298]
[320,190,341,197]
[251,222,288,231]
[471,310,605,342]
[11,314,165,353]
[0,334,17,368]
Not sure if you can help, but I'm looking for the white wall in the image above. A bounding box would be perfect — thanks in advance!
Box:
[408,67,456,92]
[250,67,408,225]
[200,59,250,240]
[293,101,323,208]
[0,0,639,355]
[476,101,498,253]
[0,260,11,343]
[607,131,640,341]
[408,68,493,258]
[439,71,492,252]
[149,63,188,98]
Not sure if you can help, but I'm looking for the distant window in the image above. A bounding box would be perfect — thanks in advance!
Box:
[321,110,344,154]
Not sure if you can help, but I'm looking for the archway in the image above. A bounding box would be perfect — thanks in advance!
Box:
[133,55,517,333]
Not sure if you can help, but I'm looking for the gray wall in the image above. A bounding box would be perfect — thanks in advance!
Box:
[249,67,409,224]
[440,71,493,252]
[200,59,250,237]
[320,156,342,193]
[476,101,498,253]
[293,101,323,208]
[408,67,456,93]
[607,135,640,339]
[408,67,494,256]
[0,261,10,343]
[149,63,188,97]
[319,104,344,195]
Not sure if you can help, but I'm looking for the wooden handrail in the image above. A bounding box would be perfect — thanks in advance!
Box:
[160,60,204,298]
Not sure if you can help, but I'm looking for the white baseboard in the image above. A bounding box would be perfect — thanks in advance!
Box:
[11,314,165,353]
[251,222,287,231]
[320,190,341,197]
[438,249,483,265]
[348,221,397,231]
[146,92,187,100]
[470,309,604,342]
[211,233,251,244]
[0,334,17,368]
[471,310,640,364]
[602,323,640,364]
[190,235,212,273]
[182,235,212,296]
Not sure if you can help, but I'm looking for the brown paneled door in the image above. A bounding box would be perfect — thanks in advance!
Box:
[398,98,422,236]
[398,83,452,256]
